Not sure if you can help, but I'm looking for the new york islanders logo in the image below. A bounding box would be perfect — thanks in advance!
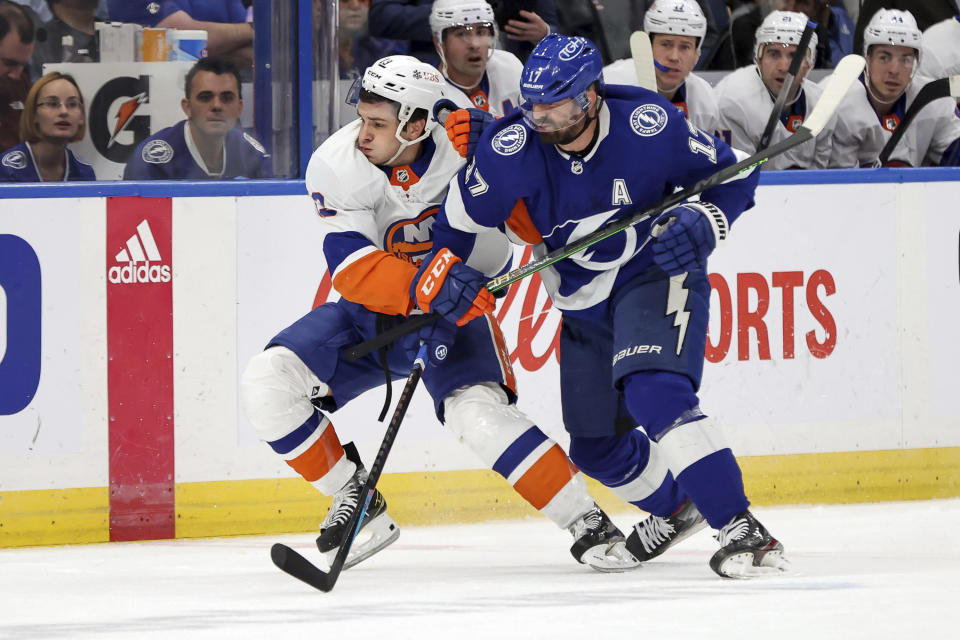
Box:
[492,124,527,156]
[630,104,668,137]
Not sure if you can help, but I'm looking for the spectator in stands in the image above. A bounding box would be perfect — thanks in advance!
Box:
[0,0,35,152]
[15,0,106,22]
[793,0,854,68]
[920,13,960,80]
[827,9,960,168]
[108,0,253,68]
[853,0,959,55]
[368,0,555,66]
[123,57,271,180]
[0,70,94,180]
[324,0,406,80]
[714,9,835,169]
[32,0,100,70]
[491,0,556,63]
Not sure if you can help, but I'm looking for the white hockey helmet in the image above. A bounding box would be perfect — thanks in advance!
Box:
[644,0,708,55]
[754,10,817,67]
[430,0,498,42]
[862,9,921,62]
[352,55,446,162]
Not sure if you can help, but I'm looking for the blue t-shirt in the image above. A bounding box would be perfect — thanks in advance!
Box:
[123,120,272,180]
[0,142,96,182]
[109,0,247,26]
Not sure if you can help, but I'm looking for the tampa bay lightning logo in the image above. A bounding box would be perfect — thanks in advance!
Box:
[1,150,27,170]
[630,104,669,137]
[142,139,174,164]
[491,124,527,156]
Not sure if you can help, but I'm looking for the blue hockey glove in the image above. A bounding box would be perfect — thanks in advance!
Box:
[650,202,728,276]
[434,100,496,158]
[413,248,495,326]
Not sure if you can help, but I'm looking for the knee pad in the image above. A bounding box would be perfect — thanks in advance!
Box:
[240,346,330,441]
[656,412,728,476]
[442,383,533,467]
[622,371,699,438]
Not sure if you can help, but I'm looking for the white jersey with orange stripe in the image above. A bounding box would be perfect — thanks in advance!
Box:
[602,60,720,137]
[714,65,835,170]
[304,118,511,316]
[920,16,960,80]
[443,49,523,116]
[824,74,960,167]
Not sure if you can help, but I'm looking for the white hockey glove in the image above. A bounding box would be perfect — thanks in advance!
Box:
[650,202,728,276]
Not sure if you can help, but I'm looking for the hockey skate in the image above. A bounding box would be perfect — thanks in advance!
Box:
[625,499,707,562]
[709,509,789,578]
[316,444,399,570]
[568,505,641,572]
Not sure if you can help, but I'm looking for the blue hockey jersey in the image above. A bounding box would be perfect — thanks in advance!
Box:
[123,120,272,180]
[433,84,761,319]
[0,142,96,182]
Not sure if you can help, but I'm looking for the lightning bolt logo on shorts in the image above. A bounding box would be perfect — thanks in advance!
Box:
[666,273,690,355]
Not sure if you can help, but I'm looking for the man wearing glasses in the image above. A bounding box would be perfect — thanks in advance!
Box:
[123,56,272,180]
[0,0,36,153]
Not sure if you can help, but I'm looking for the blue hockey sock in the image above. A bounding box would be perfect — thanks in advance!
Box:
[674,448,749,529]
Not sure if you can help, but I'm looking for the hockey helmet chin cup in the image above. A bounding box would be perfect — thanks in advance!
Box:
[520,34,604,107]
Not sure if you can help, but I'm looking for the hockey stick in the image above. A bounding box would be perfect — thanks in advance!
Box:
[877,75,960,165]
[345,54,866,362]
[270,343,428,592]
[757,20,818,152]
[629,31,658,92]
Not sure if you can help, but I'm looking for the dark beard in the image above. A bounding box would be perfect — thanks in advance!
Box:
[536,114,590,146]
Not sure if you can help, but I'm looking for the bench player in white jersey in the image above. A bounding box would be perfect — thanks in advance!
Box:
[240,55,638,573]
[430,0,522,116]
[920,14,960,80]
[827,9,960,167]
[602,0,720,137]
[715,10,835,169]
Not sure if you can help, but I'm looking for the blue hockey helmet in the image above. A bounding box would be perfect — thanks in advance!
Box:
[519,34,604,108]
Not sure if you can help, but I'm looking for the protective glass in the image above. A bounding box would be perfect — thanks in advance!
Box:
[520,97,587,133]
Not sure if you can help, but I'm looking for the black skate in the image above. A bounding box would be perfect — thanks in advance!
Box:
[568,505,641,573]
[316,443,399,570]
[625,499,707,562]
[709,509,789,578]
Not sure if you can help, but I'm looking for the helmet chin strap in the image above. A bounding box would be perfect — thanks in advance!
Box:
[384,120,430,166]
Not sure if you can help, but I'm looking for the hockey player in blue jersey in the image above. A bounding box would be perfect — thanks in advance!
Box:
[123,57,271,180]
[417,33,790,578]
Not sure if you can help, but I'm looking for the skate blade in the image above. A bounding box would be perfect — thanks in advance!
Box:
[582,541,642,573]
[715,549,790,579]
[322,512,400,571]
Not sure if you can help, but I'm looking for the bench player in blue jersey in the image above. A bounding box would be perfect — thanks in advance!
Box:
[123,57,271,180]
[417,33,790,578]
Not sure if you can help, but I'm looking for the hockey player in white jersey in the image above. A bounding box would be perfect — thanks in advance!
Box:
[430,0,522,116]
[240,55,638,573]
[920,14,960,80]
[603,0,720,136]
[714,10,835,169]
[827,9,960,167]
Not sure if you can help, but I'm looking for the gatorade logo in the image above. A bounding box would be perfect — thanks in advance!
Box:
[89,76,151,163]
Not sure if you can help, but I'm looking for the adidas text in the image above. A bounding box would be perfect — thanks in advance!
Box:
[108,262,171,284]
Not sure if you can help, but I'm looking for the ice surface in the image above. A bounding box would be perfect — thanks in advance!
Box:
[2,499,959,639]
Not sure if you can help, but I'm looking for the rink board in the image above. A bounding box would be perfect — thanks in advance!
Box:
[1,168,959,546]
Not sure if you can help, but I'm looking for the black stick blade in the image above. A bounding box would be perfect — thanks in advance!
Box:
[271,543,337,592]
